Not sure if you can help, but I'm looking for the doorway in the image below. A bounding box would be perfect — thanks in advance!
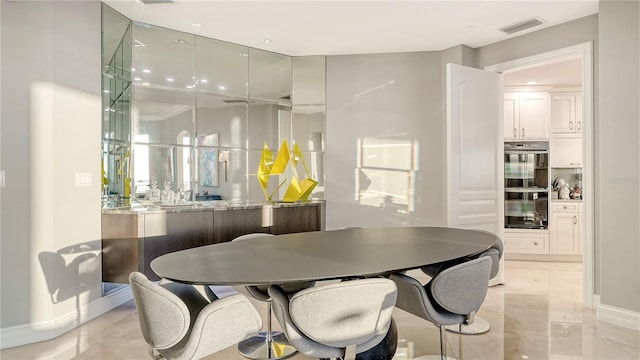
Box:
[485,42,595,308]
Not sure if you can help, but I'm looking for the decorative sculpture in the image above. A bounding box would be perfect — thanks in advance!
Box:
[257,139,318,202]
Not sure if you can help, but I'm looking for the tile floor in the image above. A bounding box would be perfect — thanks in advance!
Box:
[1,261,639,359]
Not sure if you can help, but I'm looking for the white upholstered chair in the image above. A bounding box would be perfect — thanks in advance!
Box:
[129,271,262,360]
[268,277,398,360]
[233,233,314,359]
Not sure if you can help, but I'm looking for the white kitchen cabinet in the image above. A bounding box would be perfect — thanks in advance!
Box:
[504,91,549,140]
[504,229,549,254]
[550,202,582,255]
[550,133,582,167]
[550,92,583,133]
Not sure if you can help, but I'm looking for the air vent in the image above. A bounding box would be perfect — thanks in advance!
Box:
[500,17,545,35]
[138,0,174,5]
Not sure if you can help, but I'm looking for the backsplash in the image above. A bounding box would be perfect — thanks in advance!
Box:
[551,168,583,199]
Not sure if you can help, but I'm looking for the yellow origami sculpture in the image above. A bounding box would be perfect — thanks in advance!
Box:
[257,139,318,202]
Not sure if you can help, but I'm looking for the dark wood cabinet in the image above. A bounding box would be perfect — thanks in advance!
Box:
[102,202,324,283]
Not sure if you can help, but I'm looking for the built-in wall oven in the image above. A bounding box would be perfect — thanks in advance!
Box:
[504,141,549,229]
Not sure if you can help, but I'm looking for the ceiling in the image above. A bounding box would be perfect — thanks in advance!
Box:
[101,0,599,57]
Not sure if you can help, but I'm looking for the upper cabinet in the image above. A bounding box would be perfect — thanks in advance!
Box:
[504,91,549,140]
[550,92,582,133]
[550,133,582,167]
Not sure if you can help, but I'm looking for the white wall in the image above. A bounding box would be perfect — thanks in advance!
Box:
[1,0,108,346]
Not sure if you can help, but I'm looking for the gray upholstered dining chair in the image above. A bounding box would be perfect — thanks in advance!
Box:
[420,237,503,335]
[268,278,398,360]
[233,233,315,359]
[129,272,262,360]
[389,256,492,360]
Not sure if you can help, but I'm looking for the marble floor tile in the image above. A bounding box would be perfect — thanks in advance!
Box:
[2,261,639,360]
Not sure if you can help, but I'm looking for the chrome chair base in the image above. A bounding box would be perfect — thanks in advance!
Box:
[237,331,297,360]
[444,316,490,335]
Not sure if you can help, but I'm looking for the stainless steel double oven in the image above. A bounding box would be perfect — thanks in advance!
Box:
[504,141,549,229]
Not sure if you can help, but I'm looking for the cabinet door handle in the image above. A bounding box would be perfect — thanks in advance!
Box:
[521,128,525,138]
[570,162,581,166]
[573,216,577,225]
[569,121,574,130]
[513,128,517,138]
[534,242,539,246]
[577,121,582,131]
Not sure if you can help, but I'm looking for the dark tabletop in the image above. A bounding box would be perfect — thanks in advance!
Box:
[150,226,499,285]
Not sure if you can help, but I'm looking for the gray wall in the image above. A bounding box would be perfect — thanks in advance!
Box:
[326,52,444,229]
[1,0,102,329]
[597,0,639,312]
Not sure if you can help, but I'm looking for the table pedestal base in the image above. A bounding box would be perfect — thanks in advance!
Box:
[237,331,296,359]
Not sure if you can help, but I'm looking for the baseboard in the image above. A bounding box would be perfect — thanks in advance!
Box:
[0,286,132,349]
[596,301,640,331]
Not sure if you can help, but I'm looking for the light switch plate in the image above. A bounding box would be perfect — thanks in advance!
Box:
[0,170,5,188]
[75,173,92,187]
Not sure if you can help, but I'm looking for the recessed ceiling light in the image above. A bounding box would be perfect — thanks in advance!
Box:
[239,52,248,57]
[186,85,194,89]
[191,22,202,28]
[262,38,272,43]
[200,79,208,83]
[142,69,151,73]
[131,68,136,72]
[526,81,538,85]
[218,85,226,90]
[103,89,110,93]
[166,77,174,82]
[134,77,142,81]
[142,82,150,86]
[466,25,477,30]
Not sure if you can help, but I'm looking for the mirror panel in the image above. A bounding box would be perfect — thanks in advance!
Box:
[196,36,249,98]
[249,48,291,103]
[132,85,195,145]
[132,22,195,90]
[102,5,132,203]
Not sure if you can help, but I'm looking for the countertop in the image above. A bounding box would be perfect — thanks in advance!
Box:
[102,199,324,214]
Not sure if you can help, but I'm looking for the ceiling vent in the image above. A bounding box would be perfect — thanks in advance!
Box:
[138,0,174,5]
[500,17,545,35]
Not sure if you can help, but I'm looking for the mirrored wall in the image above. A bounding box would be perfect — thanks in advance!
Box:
[101,4,325,207]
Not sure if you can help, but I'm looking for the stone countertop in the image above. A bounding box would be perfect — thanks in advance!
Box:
[102,199,325,214]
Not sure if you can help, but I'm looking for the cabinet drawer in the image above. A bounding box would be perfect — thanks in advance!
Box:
[552,202,582,212]
[504,232,549,254]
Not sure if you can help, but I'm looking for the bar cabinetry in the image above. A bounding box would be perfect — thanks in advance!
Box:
[102,202,324,283]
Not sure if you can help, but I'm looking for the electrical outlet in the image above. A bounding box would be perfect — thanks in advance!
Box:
[75,173,92,187]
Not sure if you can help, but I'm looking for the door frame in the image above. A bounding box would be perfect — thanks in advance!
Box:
[484,42,595,308]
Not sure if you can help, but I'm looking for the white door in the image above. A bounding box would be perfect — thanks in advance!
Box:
[446,63,504,285]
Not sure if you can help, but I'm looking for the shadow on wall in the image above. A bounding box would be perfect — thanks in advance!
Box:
[38,241,101,304]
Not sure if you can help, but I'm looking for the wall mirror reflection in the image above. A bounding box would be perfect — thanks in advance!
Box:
[101,4,325,207]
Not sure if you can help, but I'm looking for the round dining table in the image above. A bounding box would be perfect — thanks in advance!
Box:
[151,226,499,286]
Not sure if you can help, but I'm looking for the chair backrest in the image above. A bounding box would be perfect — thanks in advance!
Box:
[129,272,191,350]
[277,278,397,349]
[428,256,492,317]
